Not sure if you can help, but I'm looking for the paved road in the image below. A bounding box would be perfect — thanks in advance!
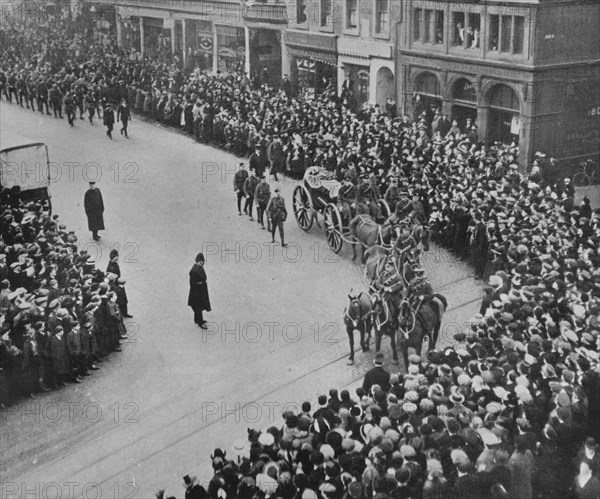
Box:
[0,103,481,498]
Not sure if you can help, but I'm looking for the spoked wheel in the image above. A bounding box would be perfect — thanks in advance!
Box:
[324,203,343,254]
[573,173,590,188]
[293,184,314,231]
[378,199,391,219]
[398,300,416,336]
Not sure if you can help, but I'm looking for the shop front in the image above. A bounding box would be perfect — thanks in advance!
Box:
[192,20,214,72]
[337,38,395,111]
[285,30,338,99]
[216,25,246,74]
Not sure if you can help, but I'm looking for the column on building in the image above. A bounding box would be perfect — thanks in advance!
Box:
[115,11,123,48]
[244,26,251,75]
[212,23,218,73]
[171,24,176,54]
[182,19,187,64]
[139,17,145,56]
[280,30,290,80]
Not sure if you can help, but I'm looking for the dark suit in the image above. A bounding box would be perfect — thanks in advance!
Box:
[362,365,390,393]
[188,263,211,325]
[453,472,482,499]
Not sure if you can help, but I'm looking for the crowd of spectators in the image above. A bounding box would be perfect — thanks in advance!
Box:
[0,188,131,404]
[1,10,599,499]
[170,345,599,499]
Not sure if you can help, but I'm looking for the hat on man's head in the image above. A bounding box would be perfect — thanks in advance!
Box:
[374,353,384,366]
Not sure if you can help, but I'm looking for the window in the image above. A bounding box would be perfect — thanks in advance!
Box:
[423,10,431,42]
[466,13,480,48]
[489,84,519,111]
[434,11,444,44]
[491,14,526,54]
[452,12,465,46]
[452,11,480,49]
[489,14,499,51]
[500,15,512,52]
[413,8,422,41]
[375,0,389,34]
[346,0,358,29]
[296,0,307,24]
[413,8,443,44]
[321,0,333,27]
[514,16,524,54]
[452,78,476,102]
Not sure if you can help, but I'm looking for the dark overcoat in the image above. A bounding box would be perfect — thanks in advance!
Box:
[84,188,105,231]
[188,263,211,312]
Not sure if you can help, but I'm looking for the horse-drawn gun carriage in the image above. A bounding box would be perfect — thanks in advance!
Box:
[292,167,392,253]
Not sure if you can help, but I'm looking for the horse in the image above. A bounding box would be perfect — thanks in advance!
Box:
[364,245,391,283]
[349,214,397,263]
[343,290,372,365]
[370,290,399,365]
[397,294,447,368]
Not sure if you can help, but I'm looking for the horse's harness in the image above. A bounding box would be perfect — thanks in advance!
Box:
[345,294,370,326]
[371,291,390,331]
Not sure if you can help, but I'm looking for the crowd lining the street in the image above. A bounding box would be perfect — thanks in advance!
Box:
[1,11,599,499]
[0,188,131,402]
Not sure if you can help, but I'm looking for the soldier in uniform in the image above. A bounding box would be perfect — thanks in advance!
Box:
[254,175,271,230]
[26,75,37,111]
[338,178,356,224]
[384,177,402,213]
[64,91,77,126]
[243,169,260,221]
[85,90,96,124]
[49,84,63,118]
[233,163,249,216]
[267,187,288,247]
[16,72,28,108]
[373,259,404,326]
[355,175,372,214]
[36,76,50,115]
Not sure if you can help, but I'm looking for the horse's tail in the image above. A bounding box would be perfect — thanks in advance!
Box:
[430,294,447,348]
[433,293,448,313]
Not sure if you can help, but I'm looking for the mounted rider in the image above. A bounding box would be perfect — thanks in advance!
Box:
[338,177,356,224]
[384,177,402,212]
[373,259,403,327]
[408,188,430,251]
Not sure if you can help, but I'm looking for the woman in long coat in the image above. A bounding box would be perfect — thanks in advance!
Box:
[188,253,211,329]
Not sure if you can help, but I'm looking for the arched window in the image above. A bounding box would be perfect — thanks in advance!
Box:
[488,84,519,111]
[452,78,476,102]
[415,72,441,97]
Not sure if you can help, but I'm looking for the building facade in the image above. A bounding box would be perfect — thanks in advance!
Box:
[92,0,289,84]
[397,0,600,167]
[88,0,598,167]
[336,0,398,110]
